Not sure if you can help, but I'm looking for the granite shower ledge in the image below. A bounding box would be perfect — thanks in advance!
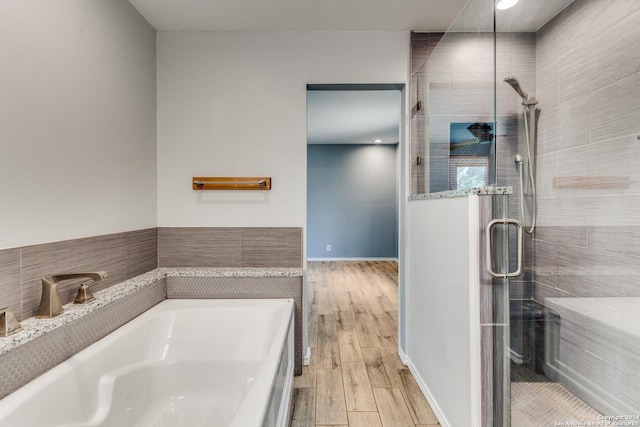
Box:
[0,267,304,356]
[409,186,512,200]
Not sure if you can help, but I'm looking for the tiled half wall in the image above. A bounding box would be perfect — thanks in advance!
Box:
[0,227,304,322]
[0,229,158,321]
[158,227,303,268]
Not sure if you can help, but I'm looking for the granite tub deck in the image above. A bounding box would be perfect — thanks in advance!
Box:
[0,267,305,399]
[409,186,512,200]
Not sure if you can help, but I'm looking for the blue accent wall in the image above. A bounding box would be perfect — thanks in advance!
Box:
[307,144,398,259]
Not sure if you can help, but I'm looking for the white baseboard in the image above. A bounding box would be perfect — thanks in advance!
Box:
[398,346,409,365]
[303,347,312,365]
[306,257,398,262]
[405,356,451,427]
[509,348,524,365]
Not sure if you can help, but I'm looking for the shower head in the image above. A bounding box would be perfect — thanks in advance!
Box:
[504,75,529,101]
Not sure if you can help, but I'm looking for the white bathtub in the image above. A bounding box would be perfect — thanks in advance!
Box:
[0,299,295,427]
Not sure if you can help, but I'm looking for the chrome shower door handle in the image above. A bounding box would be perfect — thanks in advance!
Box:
[485,218,524,279]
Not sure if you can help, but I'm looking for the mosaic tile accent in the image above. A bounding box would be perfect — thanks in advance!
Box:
[167,276,304,376]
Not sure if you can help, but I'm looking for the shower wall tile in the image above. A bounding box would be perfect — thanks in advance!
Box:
[590,70,640,144]
[534,226,588,250]
[412,31,535,195]
[536,196,587,228]
[554,95,590,151]
[585,0,640,36]
[587,195,640,227]
[535,62,559,109]
[0,249,21,320]
[411,32,445,195]
[556,136,640,193]
[588,226,640,259]
[532,239,557,289]
[426,74,452,115]
[158,227,303,268]
[587,11,640,92]
[555,244,640,298]
[509,281,533,301]
[535,153,557,199]
[535,104,559,156]
[0,229,158,322]
[510,33,537,79]
[557,42,591,103]
[535,0,595,71]
[532,281,574,304]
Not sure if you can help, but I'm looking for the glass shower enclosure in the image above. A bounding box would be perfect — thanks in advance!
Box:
[412,0,640,425]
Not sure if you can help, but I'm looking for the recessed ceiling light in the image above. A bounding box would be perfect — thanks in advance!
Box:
[496,0,519,10]
[374,139,382,143]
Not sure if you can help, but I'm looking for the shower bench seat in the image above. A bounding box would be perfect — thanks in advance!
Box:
[545,297,640,416]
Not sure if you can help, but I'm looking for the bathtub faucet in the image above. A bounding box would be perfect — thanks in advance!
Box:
[36,271,109,319]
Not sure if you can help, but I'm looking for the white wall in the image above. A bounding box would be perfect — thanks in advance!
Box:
[156,31,409,229]
[406,196,481,427]
[0,0,157,249]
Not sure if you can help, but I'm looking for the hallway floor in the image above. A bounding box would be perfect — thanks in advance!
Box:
[290,261,439,427]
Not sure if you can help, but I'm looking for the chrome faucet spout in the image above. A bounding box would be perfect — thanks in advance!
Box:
[37,271,108,318]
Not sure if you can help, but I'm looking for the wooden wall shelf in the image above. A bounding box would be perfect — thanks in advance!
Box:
[192,177,272,190]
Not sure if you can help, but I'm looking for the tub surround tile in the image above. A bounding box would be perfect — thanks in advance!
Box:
[1,229,158,322]
[158,227,303,268]
[240,227,302,268]
[21,235,130,319]
[158,227,242,267]
[0,249,21,322]
[125,228,158,278]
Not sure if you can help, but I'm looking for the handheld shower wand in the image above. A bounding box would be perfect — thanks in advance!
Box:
[505,76,537,234]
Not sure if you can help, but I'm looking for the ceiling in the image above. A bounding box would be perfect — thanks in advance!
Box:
[450,0,576,32]
[129,0,576,33]
[127,0,468,32]
[128,0,575,146]
[307,91,401,145]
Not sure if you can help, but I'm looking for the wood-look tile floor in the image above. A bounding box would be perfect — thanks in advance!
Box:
[290,261,440,427]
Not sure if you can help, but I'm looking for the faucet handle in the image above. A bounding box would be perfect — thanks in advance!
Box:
[0,308,23,337]
[73,281,96,305]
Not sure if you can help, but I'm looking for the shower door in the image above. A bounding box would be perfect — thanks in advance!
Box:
[413,0,519,424]
[413,0,640,425]
[497,0,640,426]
